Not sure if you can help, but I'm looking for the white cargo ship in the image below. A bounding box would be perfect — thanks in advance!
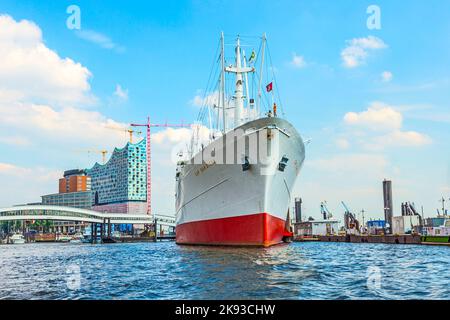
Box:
[175,33,305,246]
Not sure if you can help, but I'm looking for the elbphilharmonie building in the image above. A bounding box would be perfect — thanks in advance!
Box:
[87,139,148,214]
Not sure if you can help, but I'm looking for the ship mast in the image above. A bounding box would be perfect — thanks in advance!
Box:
[220,32,226,133]
[242,49,251,120]
[234,37,244,127]
[257,33,266,117]
[225,36,254,128]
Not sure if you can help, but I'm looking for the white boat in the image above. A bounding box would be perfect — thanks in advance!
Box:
[175,33,305,247]
[10,233,26,244]
[56,234,72,242]
[70,232,84,243]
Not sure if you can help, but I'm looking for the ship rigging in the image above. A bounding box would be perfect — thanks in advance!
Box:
[190,33,285,158]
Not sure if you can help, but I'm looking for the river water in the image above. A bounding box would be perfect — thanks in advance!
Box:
[0,241,449,300]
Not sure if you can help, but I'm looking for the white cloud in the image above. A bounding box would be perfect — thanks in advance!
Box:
[341,36,387,68]
[381,71,393,82]
[0,15,134,207]
[0,15,127,150]
[114,84,128,100]
[442,185,450,195]
[152,125,210,147]
[190,91,219,108]
[336,138,350,150]
[0,102,125,147]
[372,131,432,148]
[0,163,30,176]
[0,15,41,47]
[0,135,31,146]
[344,102,402,132]
[0,15,94,106]
[153,127,192,145]
[0,163,62,205]
[291,53,306,68]
[342,102,432,150]
[0,162,59,181]
[307,153,388,175]
[75,29,125,53]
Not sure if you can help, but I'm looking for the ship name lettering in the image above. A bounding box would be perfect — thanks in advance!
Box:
[195,160,216,176]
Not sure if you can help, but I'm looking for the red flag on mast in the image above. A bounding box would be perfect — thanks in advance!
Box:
[266,82,273,92]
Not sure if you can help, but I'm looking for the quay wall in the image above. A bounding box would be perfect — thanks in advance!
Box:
[314,234,422,244]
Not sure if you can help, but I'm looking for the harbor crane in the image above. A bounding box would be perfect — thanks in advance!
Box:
[341,201,360,232]
[320,201,333,220]
[130,117,191,218]
[401,202,420,216]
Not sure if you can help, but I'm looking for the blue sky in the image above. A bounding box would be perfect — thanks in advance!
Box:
[0,0,449,221]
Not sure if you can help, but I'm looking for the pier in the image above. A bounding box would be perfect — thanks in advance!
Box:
[294,234,450,246]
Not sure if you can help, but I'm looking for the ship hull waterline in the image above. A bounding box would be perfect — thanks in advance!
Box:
[176,212,289,247]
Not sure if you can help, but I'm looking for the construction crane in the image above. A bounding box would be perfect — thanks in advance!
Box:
[105,125,142,144]
[130,117,191,218]
[341,201,360,232]
[87,150,109,164]
[75,149,109,164]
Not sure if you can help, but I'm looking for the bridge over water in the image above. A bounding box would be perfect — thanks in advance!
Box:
[0,205,156,224]
[0,205,176,242]
[0,205,175,227]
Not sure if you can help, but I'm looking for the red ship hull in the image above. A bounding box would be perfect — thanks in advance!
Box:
[175,212,289,247]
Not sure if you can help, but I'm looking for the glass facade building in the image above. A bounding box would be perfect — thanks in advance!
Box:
[86,139,148,214]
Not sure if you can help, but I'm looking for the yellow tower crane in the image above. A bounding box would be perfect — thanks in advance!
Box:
[105,125,142,143]
[75,149,109,164]
[88,150,109,164]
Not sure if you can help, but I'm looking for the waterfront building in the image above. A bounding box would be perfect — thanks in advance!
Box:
[367,219,386,235]
[294,219,339,237]
[59,169,91,193]
[42,168,94,209]
[40,170,94,233]
[41,191,94,209]
[87,139,148,215]
[392,215,421,235]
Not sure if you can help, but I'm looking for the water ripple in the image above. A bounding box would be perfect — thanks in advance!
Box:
[0,241,449,299]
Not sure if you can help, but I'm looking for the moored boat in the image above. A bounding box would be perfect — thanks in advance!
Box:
[10,233,26,244]
[175,33,305,247]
